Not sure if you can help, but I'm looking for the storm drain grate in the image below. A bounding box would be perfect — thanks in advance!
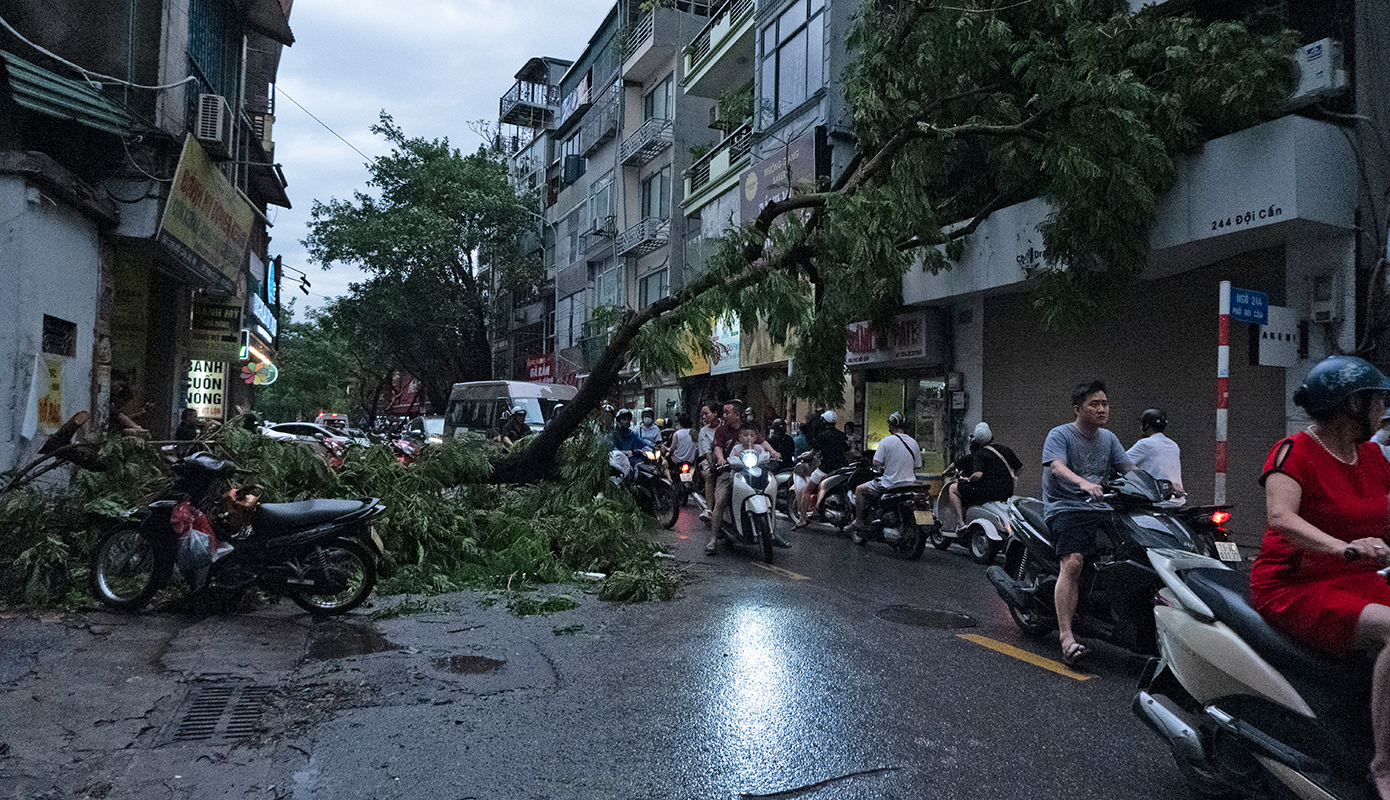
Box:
[169,684,274,743]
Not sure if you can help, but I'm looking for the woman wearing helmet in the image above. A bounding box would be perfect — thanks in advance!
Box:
[1250,355,1390,796]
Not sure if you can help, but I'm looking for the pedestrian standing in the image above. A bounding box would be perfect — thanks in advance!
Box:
[697,402,719,524]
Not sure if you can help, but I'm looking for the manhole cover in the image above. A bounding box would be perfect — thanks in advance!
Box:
[875,606,977,629]
[432,655,505,674]
[167,684,274,744]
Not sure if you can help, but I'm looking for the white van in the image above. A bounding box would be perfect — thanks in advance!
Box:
[442,381,577,439]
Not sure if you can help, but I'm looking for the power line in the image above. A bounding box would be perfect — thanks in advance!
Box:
[276,86,373,162]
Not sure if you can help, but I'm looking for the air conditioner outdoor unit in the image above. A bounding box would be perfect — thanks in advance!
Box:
[195,94,233,159]
[1289,38,1348,108]
[590,216,612,236]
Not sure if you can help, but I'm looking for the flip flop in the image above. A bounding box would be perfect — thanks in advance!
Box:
[1062,641,1091,667]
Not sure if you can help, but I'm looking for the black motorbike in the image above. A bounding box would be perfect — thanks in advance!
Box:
[848,469,932,560]
[90,452,390,616]
[802,456,872,534]
[616,448,680,529]
[986,470,1235,654]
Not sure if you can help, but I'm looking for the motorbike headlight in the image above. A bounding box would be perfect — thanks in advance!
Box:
[742,452,758,468]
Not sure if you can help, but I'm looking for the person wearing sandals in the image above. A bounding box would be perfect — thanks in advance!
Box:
[1042,379,1134,666]
[1248,355,1390,799]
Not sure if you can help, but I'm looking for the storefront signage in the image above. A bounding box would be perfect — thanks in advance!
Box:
[739,130,822,223]
[187,360,225,419]
[865,382,906,451]
[1258,305,1299,368]
[709,316,741,375]
[157,136,255,294]
[846,312,928,366]
[190,299,243,362]
[37,355,63,435]
[679,333,710,377]
[527,353,555,384]
[251,292,278,340]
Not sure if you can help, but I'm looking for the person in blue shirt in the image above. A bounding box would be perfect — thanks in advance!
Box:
[611,408,647,455]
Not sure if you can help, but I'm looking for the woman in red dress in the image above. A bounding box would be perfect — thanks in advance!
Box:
[1251,355,1390,797]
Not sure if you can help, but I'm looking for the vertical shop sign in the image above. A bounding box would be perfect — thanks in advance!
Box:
[187,361,225,419]
[190,299,243,362]
[36,354,63,434]
[157,136,255,294]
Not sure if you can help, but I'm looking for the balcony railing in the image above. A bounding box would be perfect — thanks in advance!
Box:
[620,117,674,167]
[616,216,671,258]
[685,0,753,71]
[685,122,752,196]
[499,79,560,128]
[580,87,619,157]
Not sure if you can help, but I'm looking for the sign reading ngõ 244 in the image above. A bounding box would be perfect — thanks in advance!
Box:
[1229,286,1269,325]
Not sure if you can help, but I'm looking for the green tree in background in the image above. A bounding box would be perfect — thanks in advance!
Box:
[252,303,353,422]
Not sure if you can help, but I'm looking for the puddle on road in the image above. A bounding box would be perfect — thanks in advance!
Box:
[433,655,505,674]
[307,621,400,660]
[875,606,977,629]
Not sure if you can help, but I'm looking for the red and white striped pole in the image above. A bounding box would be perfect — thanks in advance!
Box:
[1215,281,1230,506]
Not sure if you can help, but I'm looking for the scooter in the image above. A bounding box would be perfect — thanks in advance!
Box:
[930,467,1015,564]
[1135,547,1380,800]
[612,448,680,529]
[803,457,872,533]
[985,470,1235,655]
[848,469,933,560]
[713,450,782,563]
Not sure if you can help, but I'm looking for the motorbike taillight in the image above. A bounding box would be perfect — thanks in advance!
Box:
[1210,509,1232,526]
[680,463,691,473]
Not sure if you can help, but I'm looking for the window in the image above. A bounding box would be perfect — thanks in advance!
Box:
[589,172,613,227]
[595,258,625,308]
[759,0,825,126]
[557,204,586,266]
[639,268,668,308]
[42,315,76,357]
[644,73,675,121]
[641,166,672,220]
[561,133,586,185]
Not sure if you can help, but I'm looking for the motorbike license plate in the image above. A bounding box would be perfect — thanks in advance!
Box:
[913,510,935,526]
[680,472,693,483]
[1215,541,1241,562]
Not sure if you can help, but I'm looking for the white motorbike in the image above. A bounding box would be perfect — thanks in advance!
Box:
[1135,547,1381,799]
[930,468,1013,564]
[714,450,781,563]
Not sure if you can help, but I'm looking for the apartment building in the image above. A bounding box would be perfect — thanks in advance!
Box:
[0,0,293,469]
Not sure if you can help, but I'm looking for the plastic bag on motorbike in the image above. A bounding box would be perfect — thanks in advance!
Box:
[608,450,632,483]
[172,501,221,588]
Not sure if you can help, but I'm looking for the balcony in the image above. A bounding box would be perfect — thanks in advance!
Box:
[580,86,619,157]
[499,79,560,129]
[583,220,616,258]
[683,0,755,99]
[683,122,752,213]
[623,1,714,82]
[616,216,671,258]
[620,117,674,167]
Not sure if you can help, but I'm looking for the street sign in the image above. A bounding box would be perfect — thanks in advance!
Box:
[1258,305,1299,367]
[1229,286,1269,325]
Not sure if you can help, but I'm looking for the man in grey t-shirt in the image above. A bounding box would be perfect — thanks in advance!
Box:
[1041,379,1133,666]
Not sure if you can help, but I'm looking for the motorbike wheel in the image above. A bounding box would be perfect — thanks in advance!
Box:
[90,525,170,611]
[288,540,376,616]
[969,527,1000,565]
[928,525,952,551]
[898,520,927,561]
[653,483,680,529]
[755,515,774,564]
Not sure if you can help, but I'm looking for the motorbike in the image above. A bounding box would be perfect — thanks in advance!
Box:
[1135,547,1380,800]
[848,469,932,560]
[799,455,870,533]
[673,453,702,507]
[985,470,1238,655]
[612,448,680,529]
[930,467,1015,564]
[90,452,390,616]
[712,449,781,563]
[391,433,424,466]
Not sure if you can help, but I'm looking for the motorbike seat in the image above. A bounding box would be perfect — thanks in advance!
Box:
[880,486,923,500]
[257,499,370,529]
[1013,497,1050,538]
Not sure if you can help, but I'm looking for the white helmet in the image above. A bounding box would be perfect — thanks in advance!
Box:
[510,406,526,417]
[972,422,993,445]
[821,410,837,424]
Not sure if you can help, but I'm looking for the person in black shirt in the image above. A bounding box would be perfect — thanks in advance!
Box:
[174,408,202,441]
[767,419,795,469]
[942,422,1023,531]
[500,407,530,446]
[794,410,849,528]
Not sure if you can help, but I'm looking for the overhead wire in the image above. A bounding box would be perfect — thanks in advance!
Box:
[275,86,373,162]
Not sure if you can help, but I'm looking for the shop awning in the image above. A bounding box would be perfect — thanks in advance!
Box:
[241,0,295,46]
[1,51,138,138]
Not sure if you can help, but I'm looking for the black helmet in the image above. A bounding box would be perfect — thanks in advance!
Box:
[615,407,634,420]
[1294,355,1390,417]
[770,418,786,433]
[1140,408,1167,432]
[888,411,906,429]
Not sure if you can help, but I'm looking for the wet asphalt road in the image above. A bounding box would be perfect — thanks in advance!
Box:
[0,506,1191,799]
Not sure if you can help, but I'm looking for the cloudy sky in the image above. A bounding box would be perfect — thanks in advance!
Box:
[270,0,612,317]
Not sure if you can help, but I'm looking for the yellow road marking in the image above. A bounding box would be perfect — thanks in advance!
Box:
[751,562,810,580]
[957,634,1092,681]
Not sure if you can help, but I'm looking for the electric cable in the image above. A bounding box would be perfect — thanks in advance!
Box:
[275,86,373,162]
[0,12,198,91]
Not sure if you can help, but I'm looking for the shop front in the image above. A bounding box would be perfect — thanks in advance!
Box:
[846,310,951,473]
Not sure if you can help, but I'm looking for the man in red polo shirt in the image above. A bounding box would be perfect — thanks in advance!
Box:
[707,399,785,555]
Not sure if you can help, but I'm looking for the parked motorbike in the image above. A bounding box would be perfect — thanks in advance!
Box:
[930,467,1014,564]
[612,448,680,529]
[985,470,1237,655]
[1135,547,1380,800]
[90,452,389,616]
[712,450,781,563]
[848,470,932,560]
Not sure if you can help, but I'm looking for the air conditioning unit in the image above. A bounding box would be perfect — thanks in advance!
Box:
[1289,38,1348,108]
[195,94,233,159]
[250,112,275,154]
[590,216,612,236]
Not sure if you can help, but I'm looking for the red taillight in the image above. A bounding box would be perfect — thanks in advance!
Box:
[1211,510,1232,525]
[680,463,691,473]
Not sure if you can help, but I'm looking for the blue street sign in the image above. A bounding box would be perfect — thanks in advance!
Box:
[1229,286,1269,325]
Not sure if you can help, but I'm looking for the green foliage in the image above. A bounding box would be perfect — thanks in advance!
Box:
[715,83,755,131]
[252,300,356,422]
[507,593,579,616]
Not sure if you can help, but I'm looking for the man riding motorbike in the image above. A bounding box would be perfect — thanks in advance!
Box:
[709,399,783,554]
[767,419,795,471]
[850,412,922,539]
[610,408,647,477]
[794,410,849,529]
[500,407,530,446]
[941,422,1022,533]
[1126,407,1185,507]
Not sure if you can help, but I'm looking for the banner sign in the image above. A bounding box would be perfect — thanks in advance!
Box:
[846,312,928,366]
[709,316,742,375]
[251,292,278,339]
[190,299,243,362]
[739,130,822,222]
[37,354,63,435]
[157,136,254,294]
[526,353,555,384]
[187,360,225,419]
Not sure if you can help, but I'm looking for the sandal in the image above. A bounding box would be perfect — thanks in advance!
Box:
[1062,641,1091,667]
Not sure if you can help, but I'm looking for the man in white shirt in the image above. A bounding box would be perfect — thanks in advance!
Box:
[697,402,719,523]
[670,413,697,464]
[1126,407,1185,506]
[851,412,922,535]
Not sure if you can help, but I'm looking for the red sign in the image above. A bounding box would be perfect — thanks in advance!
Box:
[846,313,928,366]
[527,353,555,384]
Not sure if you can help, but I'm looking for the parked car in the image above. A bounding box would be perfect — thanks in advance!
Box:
[263,422,351,447]
[405,415,446,445]
[442,381,577,440]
